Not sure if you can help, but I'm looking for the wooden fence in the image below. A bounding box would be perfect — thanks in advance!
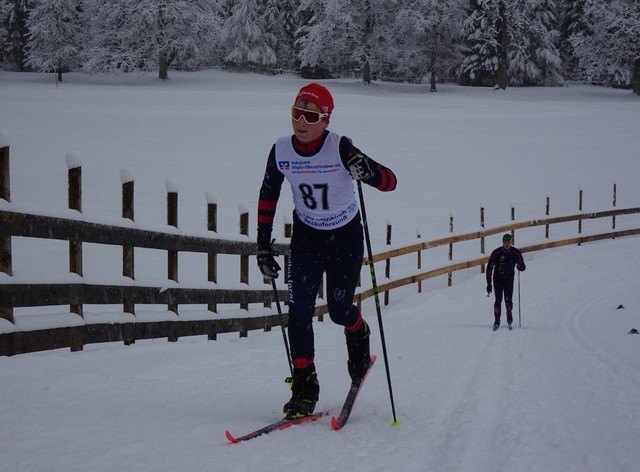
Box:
[1,144,639,356]
[362,209,640,301]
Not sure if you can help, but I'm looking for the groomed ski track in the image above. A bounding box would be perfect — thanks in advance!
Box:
[2,238,640,472]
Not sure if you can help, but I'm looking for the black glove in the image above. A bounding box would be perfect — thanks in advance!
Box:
[486,283,492,294]
[257,247,281,279]
[347,153,373,181]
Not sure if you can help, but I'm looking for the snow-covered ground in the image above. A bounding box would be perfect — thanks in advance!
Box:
[1,69,639,471]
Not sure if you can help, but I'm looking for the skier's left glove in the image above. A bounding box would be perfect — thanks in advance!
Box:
[347,153,374,181]
[486,283,492,295]
[257,243,281,280]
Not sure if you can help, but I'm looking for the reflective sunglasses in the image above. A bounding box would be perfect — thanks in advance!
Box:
[291,106,329,124]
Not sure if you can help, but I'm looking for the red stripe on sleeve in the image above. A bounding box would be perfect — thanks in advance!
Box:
[377,168,397,192]
[258,199,278,225]
[258,200,278,212]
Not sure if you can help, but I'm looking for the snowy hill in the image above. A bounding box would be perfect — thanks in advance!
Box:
[1,237,639,472]
[1,69,639,471]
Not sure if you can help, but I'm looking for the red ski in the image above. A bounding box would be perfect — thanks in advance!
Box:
[225,412,326,443]
[331,355,377,430]
[226,355,377,442]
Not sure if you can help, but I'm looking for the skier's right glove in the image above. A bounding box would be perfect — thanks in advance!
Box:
[257,247,281,279]
[486,283,492,295]
[347,153,374,181]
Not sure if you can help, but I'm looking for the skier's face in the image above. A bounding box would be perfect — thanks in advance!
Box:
[292,99,328,143]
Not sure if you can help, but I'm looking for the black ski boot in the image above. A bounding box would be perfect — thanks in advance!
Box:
[283,363,319,418]
[345,319,371,382]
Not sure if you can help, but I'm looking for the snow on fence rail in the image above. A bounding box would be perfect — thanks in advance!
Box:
[1,144,640,356]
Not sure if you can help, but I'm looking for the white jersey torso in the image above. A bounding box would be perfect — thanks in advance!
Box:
[275,132,358,230]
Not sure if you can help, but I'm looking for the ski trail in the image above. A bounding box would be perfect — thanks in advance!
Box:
[455,330,515,471]
[508,246,640,471]
[564,281,640,457]
[427,325,512,471]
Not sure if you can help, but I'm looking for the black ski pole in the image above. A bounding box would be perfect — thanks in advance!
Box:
[518,271,522,328]
[356,180,400,426]
[271,278,293,378]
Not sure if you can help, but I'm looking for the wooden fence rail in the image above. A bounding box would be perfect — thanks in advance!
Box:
[3,205,638,356]
[367,207,640,263]
[0,210,289,256]
[356,228,640,303]
[1,144,639,356]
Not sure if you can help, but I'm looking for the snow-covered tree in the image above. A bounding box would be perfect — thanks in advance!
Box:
[295,0,330,77]
[280,0,301,69]
[1,0,31,70]
[221,0,277,69]
[297,0,396,82]
[296,0,355,78]
[560,0,589,80]
[508,0,562,86]
[25,0,82,81]
[390,0,465,88]
[261,0,300,70]
[570,0,640,94]
[0,0,11,65]
[458,0,504,86]
[459,0,561,87]
[82,0,220,79]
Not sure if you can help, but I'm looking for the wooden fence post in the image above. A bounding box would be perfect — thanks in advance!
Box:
[480,207,485,274]
[612,182,617,233]
[207,193,218,316]
[166,180,178,322]
[578,189,583,246]
[448,215,453,286]
[417,232,422,294]
[384,223,391,306]
[240,208,249,311]
[67,153,83,320]
[0,145,9,204]
[121,171,135,319]
[0,144,13,323]
[545,196,550,239]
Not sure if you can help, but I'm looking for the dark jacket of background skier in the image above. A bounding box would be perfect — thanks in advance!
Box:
[486,246,526,283]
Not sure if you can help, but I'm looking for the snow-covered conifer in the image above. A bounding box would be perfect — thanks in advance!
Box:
[389,0,465,87]
[1,0,31,71]
[459,0,561,87]
[458,0,503,86]
[221,0,277,70]
[82,0,220,79]
[25,0,83,81]
[261,0,300,70]
[570,0,640,93]
[508,0,562,86]
[297,0,395,81]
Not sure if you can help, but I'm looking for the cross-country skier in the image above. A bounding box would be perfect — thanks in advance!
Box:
[256,83,397,418]
[486,233,526,330]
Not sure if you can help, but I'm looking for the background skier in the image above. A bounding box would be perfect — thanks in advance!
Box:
[486,233,526,330]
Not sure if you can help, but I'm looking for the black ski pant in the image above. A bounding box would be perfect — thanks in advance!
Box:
[493,275,515,324]
[286,230,363,362]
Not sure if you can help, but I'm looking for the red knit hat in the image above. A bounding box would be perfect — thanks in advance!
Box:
[295,83,334,115]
